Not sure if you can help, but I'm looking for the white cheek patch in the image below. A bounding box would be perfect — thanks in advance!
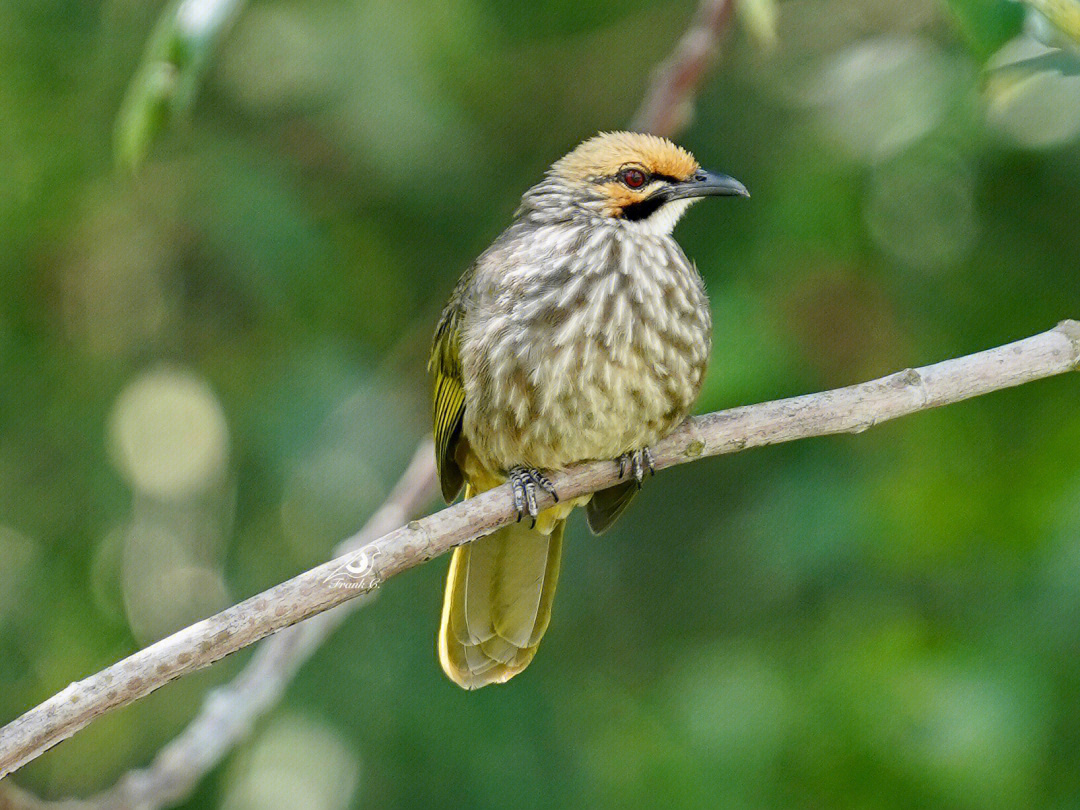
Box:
[627,198,698,236]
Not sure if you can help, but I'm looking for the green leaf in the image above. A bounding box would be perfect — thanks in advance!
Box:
[114,0,245,172]
[944,0,1026,60]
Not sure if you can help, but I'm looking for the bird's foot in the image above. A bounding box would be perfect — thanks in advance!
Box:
[616,447,655,489]
[508,466,559,528]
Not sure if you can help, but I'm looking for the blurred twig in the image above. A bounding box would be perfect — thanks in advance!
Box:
[631,0,737,137]
[114,0,246,172]
[2,320,1078,783]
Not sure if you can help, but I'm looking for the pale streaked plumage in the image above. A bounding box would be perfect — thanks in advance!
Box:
[431,132,747,688]
[460,205,711,475]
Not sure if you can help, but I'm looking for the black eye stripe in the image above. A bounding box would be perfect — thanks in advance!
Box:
[620,196,666,221]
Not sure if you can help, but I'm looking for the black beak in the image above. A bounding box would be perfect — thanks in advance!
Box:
[665,169,749,201]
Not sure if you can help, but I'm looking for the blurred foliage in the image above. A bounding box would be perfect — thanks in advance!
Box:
[114,0,245,172]
[944,0,1023,58]
[2,0,1080,808]
[1022,0,1080,47]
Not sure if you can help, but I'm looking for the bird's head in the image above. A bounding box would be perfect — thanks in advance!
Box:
[526,131,748,234]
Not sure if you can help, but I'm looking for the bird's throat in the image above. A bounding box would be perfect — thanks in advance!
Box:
[621,197,696,236]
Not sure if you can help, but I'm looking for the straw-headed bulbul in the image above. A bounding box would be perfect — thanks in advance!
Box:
[430,132,748,688]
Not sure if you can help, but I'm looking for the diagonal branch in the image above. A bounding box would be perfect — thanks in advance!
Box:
[2,320,1077,782]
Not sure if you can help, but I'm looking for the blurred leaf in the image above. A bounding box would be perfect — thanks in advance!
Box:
[114,0,245,172]
[944,0,1025,59]
[737,0,779,51]
[1021,0,1080,47]
[984,37,1080,148]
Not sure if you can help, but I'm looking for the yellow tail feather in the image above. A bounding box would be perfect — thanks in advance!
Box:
[438,516,564,689]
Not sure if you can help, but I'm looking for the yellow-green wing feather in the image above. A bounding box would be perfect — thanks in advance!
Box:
[429,273,471,502]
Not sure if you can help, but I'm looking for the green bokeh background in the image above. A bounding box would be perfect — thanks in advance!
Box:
[3,0,1080,807]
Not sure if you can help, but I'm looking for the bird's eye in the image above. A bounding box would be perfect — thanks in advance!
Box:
[620,168,647,189]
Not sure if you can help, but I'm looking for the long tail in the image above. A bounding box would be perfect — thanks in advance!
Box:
[438,513,564,689]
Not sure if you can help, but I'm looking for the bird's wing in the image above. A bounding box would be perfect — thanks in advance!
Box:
[429,275,470,503]
[585,479,639,534]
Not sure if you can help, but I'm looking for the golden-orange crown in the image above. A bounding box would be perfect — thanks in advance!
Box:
[549,132,699,184]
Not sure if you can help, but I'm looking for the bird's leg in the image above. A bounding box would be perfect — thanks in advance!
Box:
[616,447,656,489]
[508,466,559,528]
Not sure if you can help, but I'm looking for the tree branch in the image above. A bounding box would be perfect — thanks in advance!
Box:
[2,320,1077,782]
[631,0,736,137]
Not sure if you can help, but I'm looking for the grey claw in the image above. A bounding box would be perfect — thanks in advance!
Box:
[533,470,559,503]
[616,448,654,489]
[508,467,557,525]
[511,476,526,522]
[525,481,538,526]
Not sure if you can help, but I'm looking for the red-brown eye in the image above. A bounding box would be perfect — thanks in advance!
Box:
[621,168,647,189]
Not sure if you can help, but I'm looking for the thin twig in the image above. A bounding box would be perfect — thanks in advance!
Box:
[2,320,1077,782]
[631,0,737,136]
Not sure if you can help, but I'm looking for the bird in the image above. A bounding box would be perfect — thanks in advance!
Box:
[430,131,748,689]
